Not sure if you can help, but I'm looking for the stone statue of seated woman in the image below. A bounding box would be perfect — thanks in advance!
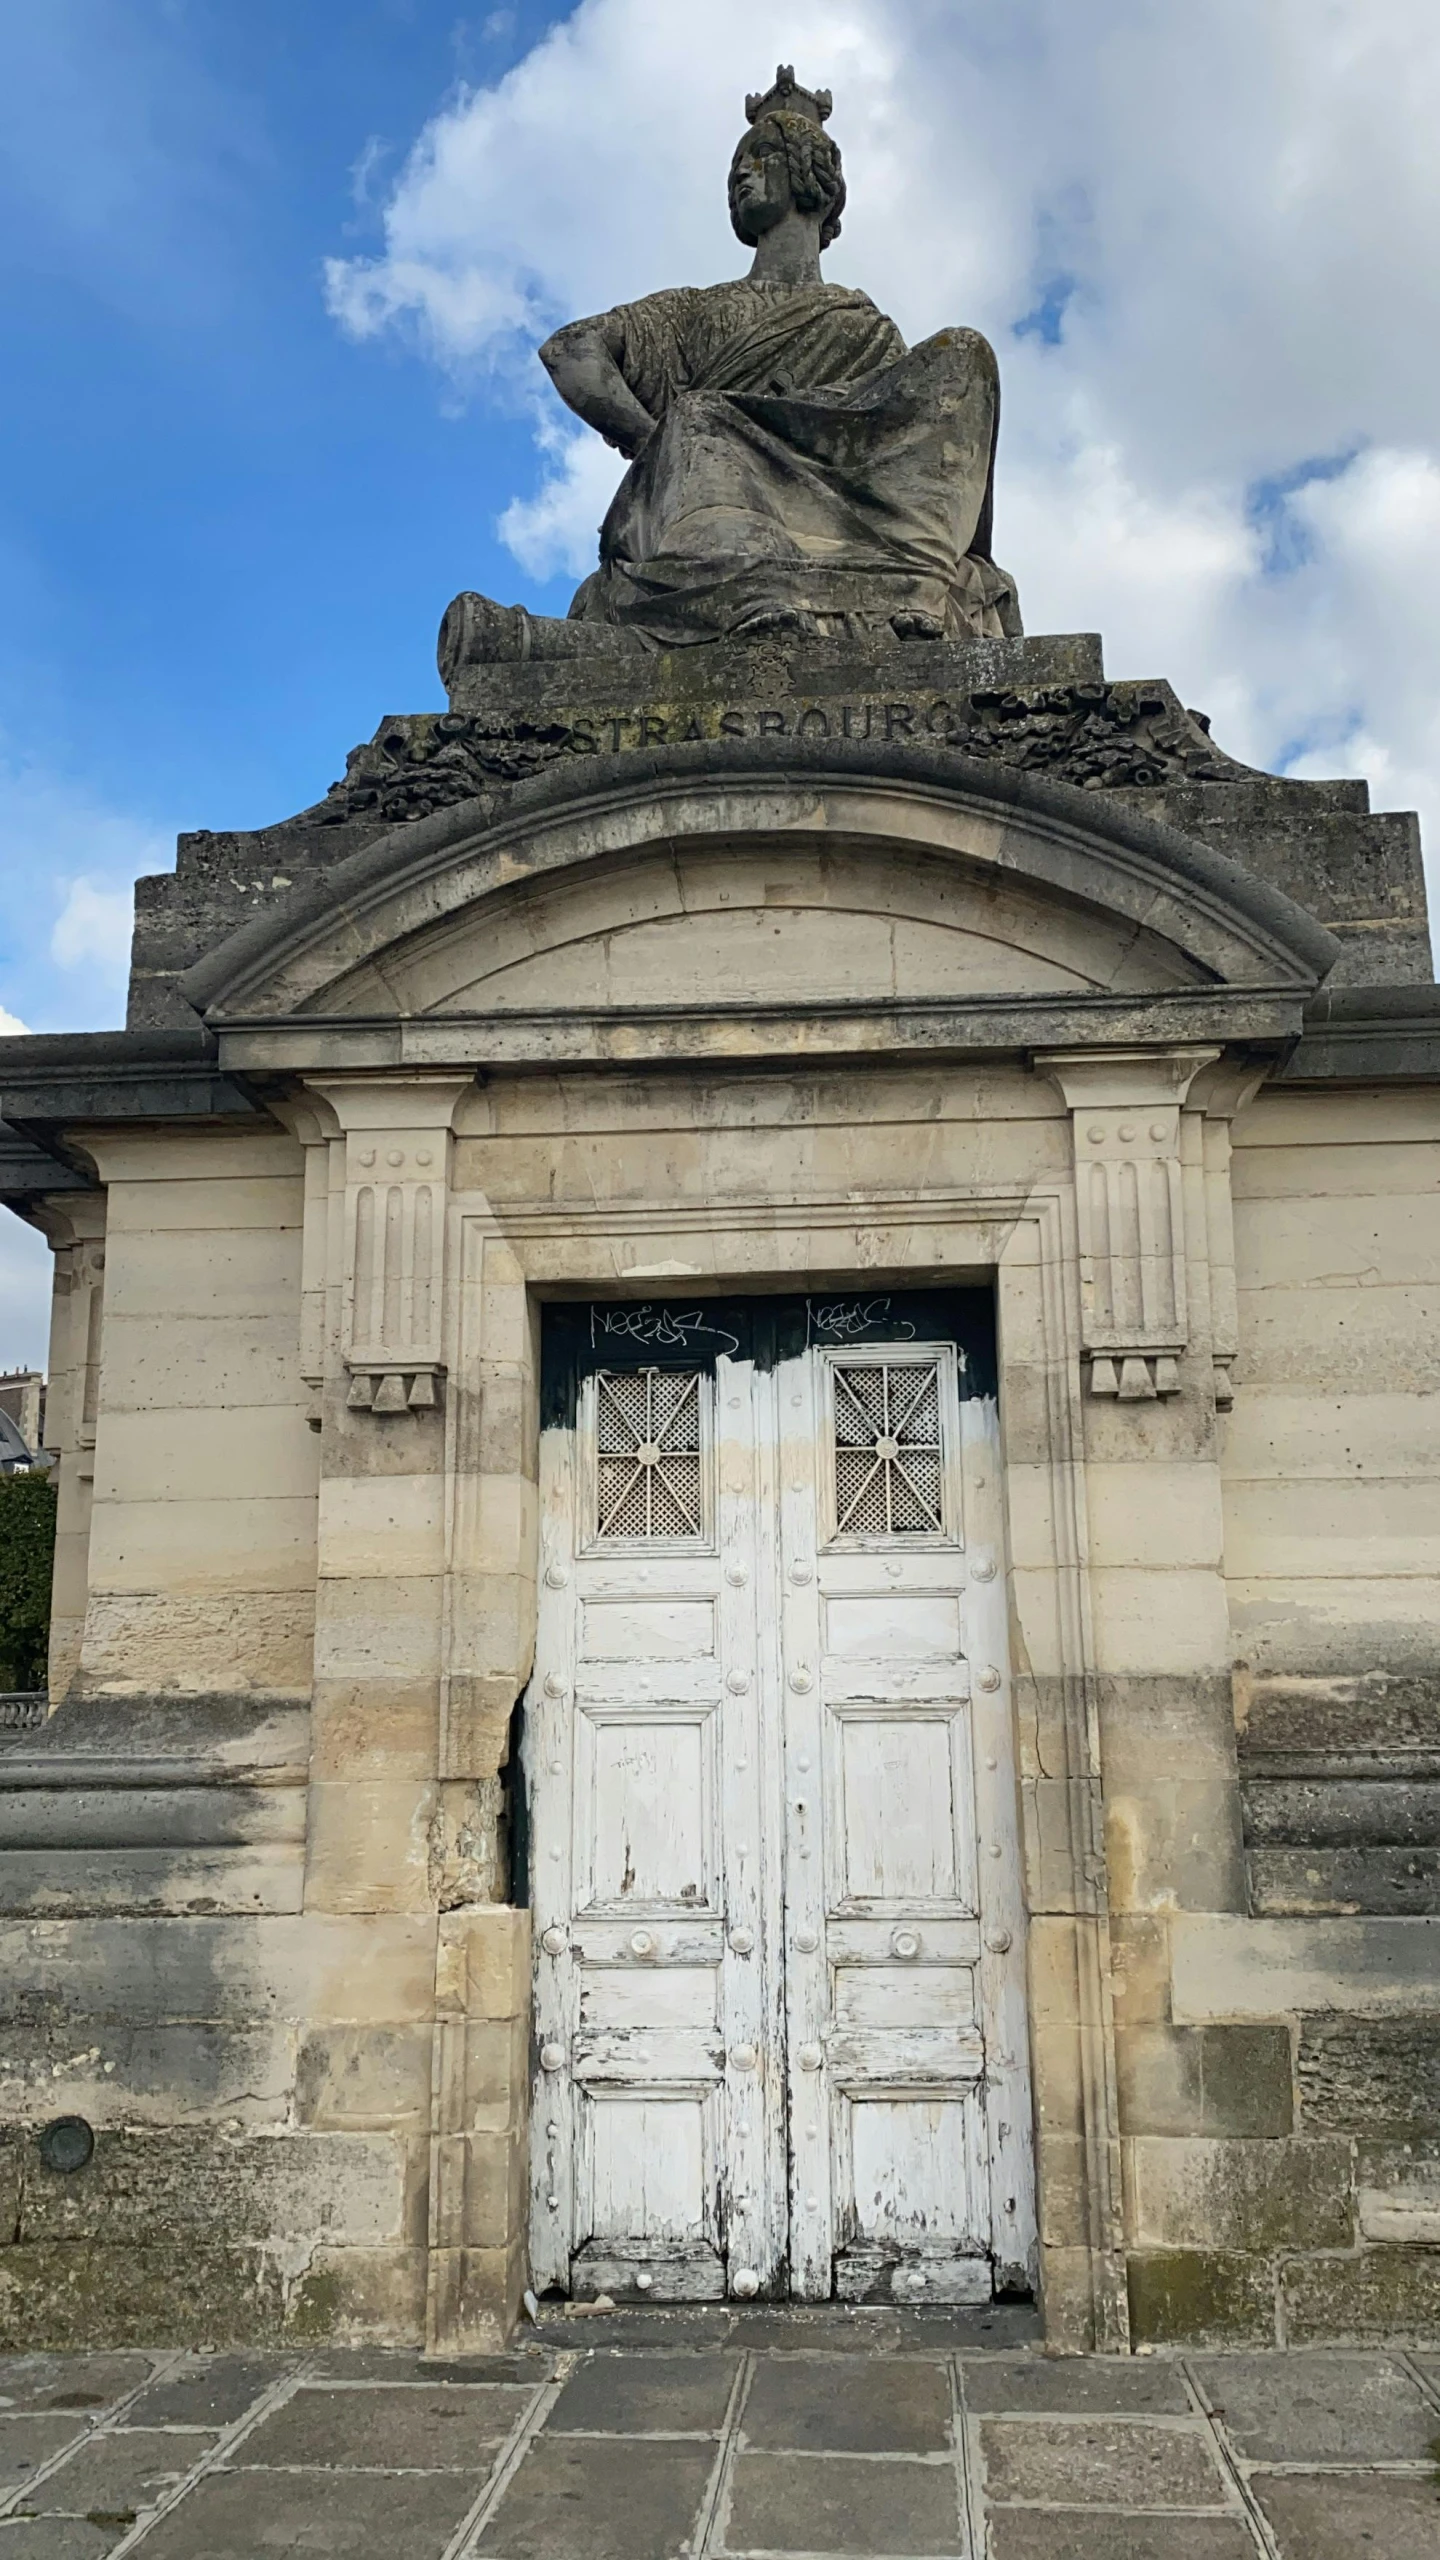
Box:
[439,66,1021,680]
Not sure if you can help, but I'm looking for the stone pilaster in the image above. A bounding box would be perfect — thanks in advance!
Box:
[30,1194,108,1704]
[297,1076,472,1918]
[1037,1046,1268,2341]
[426,1907,532,2351]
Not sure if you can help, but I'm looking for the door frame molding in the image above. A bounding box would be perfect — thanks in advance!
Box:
[440,1179,1128,2353]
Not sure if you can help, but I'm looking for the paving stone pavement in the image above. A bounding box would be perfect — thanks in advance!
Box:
[0,2312,1437,2558]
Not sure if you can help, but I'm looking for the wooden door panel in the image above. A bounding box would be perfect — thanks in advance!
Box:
[830,1705,971,1908]
[578,1708,717,1912]
[833,2089,991,2304]
[573,2090,726,2301]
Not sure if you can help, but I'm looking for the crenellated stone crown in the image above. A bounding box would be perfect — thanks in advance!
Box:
[744,64,833,128]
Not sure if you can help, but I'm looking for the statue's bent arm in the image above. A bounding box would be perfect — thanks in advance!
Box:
[540,312,657,460]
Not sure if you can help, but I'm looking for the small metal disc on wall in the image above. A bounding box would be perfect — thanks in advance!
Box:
[39,2115,94,2175]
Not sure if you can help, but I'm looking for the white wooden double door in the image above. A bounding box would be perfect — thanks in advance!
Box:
[524,1302,1035,2304]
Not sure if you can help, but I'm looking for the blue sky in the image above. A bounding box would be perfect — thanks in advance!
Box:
[2,0,1438,1364]
[0,0,579,1041]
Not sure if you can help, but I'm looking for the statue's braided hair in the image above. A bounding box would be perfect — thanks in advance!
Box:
[730,109,846,249]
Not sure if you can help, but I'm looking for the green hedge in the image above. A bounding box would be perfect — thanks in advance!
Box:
[0,1470,57,1690]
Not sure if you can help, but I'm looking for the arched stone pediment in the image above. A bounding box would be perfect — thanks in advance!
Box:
[181,742,1339,1053]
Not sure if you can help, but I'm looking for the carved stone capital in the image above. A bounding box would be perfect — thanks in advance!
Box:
[298,1074,473,1418]
[1035,1048,1221,1399]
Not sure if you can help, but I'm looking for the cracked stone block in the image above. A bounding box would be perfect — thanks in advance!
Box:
[236,2384,527,2470]
[1191,2350,1439,2462]
[32,2432,217,2520]
[986,2520,1259,2560]
[475,2437,716,2560]
[133,2466,489,2558]
[721,2450,963,2556]
[977,2417,1230,2508]
[1253,2472,1440,2560]
[545,2352,736,2436]
[961,2357,1191,2414]
[740,2355,952,2452]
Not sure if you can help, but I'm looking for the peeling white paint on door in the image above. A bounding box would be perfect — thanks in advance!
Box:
[524,1310,1035,2305]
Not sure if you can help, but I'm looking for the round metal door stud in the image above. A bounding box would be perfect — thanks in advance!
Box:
[540,1926,567,1956]
[731,2267,760,2298]
[729,2043,757,2071]
[39,2115,93,2176]
[539,2043,565,2072]
[891,1927,922,1962]
[725,1560,749,1585]
[544,1672,568,1698]
[788,1562,813,1585]
[630,1929,656,1959]
[977,1664,1003,1692]
[726,1669,751,1694]
[544,1565,568,1589]
[971,1554,996,1582]
[793,1927,819,1954]
[798,2042,823,2071]
[789,1666,814,1692]
[728,1927,754,1956]
[986,1929,1014,1955]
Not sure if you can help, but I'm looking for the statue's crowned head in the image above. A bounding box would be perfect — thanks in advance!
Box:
[729,65,846,252]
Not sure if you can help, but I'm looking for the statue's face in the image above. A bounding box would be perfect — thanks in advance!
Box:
[728,121,794,240]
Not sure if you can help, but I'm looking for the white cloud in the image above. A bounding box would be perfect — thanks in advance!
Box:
[0,1007,29,1037]
[328,0,1440,948]
[51,877,135,981]
[0,755,168,1029]
[497,416,624,581]
[0,1216,52,1375]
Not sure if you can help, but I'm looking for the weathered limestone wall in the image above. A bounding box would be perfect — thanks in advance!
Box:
[1227,1085,1440,1736]
[0,1914,435,2343]
[1167,1083,1440,2343]
[72,1125,317,1703]
[1108,1080,1440,2344]
[0,1114,534,2350]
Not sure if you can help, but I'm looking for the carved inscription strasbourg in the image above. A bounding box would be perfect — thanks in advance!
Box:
[320,681,1239,826]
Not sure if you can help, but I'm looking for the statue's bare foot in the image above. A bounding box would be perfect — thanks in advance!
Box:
[729,604,817,639]
[890,610,946,640]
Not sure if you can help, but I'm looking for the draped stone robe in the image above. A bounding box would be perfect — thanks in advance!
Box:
[566,279,1021,647]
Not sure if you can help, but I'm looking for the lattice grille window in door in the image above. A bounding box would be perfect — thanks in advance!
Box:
[832,1360,945,1537]
[594,1368,705,1540]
